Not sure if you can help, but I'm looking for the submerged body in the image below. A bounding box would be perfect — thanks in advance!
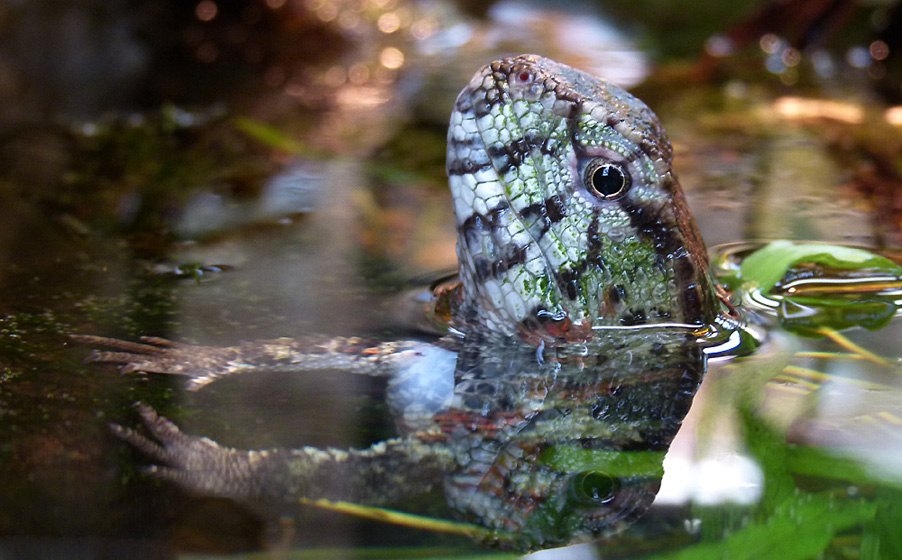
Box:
[81,55,721,551]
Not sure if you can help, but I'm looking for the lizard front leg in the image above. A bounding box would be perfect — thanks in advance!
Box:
[73,334,445,390]
[114,404,452,504]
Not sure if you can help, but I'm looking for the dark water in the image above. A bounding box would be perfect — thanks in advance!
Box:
[2,1,902,558]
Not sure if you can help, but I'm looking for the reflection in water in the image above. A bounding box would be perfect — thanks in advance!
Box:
[434,329,704,550]
[90,327,705,551]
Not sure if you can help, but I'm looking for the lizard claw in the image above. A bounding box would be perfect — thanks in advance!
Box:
[112,403,265,498]
[71,334,229,390]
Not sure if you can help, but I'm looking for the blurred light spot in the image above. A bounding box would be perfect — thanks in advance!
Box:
[846,46,871,68]
[724,80,748,99]
[337,11,360,30]
[487,1,648,87]
[759,33,783,54]
[774,97,864,124]
[348,63,369,84]
[196,42,219,63]
[266,0,287,8]
[79,123,98,136]
[704,34,735,57]
[379,47,404,69]
[410,17,438,40]
[317,2,338,22]
[324,66,346,87]
[523,543,599,559]
[195,0,218,22]
[372,0,397,8]
[870,40,890,61]
[782,47,801,67]
[765,53,786,74]
[256,163,324,219]
[337,86,389,108]
[377,12,401,33]
[658,453,762,505]
[885,106,902,126]
[811,50,835,78]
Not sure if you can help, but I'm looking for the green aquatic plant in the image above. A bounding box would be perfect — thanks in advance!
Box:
[715,241,902,335]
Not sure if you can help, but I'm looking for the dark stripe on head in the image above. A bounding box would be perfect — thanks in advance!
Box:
[518,194,568,238]
[585,216,602,257]
[518,194,567,221]
[448,159,492,176]
[486,201,510,227]
[460,213,490,247]
[473,98,491,118]
[455,92,473,114]
[459,203,529,282]
[617,198,676,267]
[491,244,528,278]
[546,194,566,222]
[554,261,590,301]
[617,197,706,322]
[471,256,492,282]
[485,133,545,174]
[467,244,528,283]
[448,135,481,150]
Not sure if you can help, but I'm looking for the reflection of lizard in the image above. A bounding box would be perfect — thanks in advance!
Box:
[79,55,718,551]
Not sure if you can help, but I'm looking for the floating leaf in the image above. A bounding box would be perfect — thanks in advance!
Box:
[737,241,902,294]
[778,296,897,335]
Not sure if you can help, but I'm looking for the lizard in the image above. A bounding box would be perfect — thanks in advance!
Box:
[76,54,726,551]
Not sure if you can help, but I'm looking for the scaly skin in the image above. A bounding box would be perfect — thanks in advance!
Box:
[77,55,717,552]
[447,55,716,340]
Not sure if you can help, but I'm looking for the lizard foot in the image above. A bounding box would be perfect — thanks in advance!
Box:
[112,403,267,499]
[71,335,241,390]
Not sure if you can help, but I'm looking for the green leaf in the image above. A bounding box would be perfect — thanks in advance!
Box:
[786,445,890,487]
[778,296,898,335]
[232,117,305,154]
[737,403,794,516]
[870,491,902,560]
[647,493,877,560]
[737,241,902,293]
[539,446,666,478]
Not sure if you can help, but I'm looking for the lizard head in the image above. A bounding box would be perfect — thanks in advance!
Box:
[447,55,716,340]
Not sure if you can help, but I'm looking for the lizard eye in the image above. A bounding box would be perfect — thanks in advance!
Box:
[583,161,630,200]
[568,470,619,506]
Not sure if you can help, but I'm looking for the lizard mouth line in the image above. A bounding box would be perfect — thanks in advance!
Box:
[589,322,702,331]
